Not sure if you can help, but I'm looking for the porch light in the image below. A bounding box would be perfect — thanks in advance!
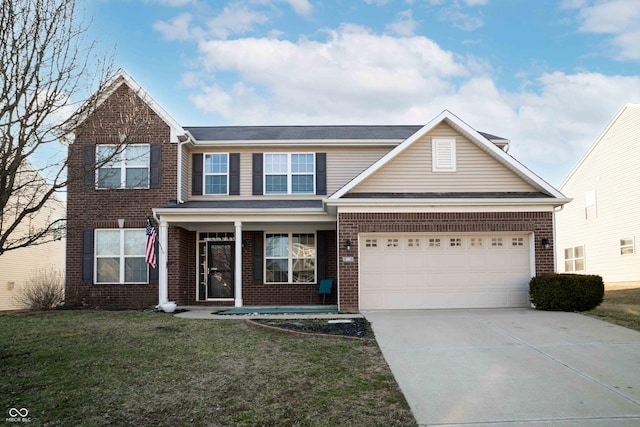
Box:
[345,239,351,251]
[541,238,550,249]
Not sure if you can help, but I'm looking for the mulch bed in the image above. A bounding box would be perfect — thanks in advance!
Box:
[250,318,375,340]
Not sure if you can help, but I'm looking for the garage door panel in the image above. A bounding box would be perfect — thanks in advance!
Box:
[359,233,532,310]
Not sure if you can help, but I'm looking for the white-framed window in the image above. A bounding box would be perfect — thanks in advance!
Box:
[407,238,421,248]
[432,138,456,172]
[620,237,635,255]
[449,238,462,247]
[365,239,378,248]
[564,245,585,272]
[428,238,441,247]
[204,153,228,195]
[95,229,148,284]
[585,190,597,220]
[512,237,524,247]
[265,233,315,283]
[491,237,504,247]
[386,238,399,248]
[264,153,315,194]
[97,144,150,189]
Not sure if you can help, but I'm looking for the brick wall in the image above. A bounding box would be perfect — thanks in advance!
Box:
[337,211,555,311]
[241,231,337,306]
[66,82,181,309]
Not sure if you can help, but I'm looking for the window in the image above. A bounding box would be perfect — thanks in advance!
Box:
[386,238,399,248]
[620,237,635,255]
[512,237,524,247]
[95,229,147,284]
[204,153,228,194]
[449,238,462,247]
[491,237,503,247]
[564,246,585,272]
[264,153,314,194]
[407,238,420,248]
[97,144,150,189]
[428,238,441,247]
[585,190,597,219]
[432,138,456,172]
[365,239,378,248]
[265,233,315,283]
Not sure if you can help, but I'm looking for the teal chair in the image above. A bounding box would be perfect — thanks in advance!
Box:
[310,279,333,304]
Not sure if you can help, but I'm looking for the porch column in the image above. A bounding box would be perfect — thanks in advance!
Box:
[158,220,169,306]
[234,221,243,307]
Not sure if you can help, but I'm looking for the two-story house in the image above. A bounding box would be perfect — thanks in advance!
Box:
[66,70,568,311]
[555,104,640,288]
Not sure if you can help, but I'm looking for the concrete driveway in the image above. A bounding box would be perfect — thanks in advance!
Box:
[364,309,640,426]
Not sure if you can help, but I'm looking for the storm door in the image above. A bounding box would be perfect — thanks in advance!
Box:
[198,232,236,301]
[206,241,235,299]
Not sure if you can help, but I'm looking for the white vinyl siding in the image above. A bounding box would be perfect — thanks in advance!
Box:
[556,105,640,284]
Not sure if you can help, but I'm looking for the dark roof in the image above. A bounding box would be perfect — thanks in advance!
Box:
[341,192,551,199]
[160,199,324,210]
[184,125,422,141]
[183,125,507,143]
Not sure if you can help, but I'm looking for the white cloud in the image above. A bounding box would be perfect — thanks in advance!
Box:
[571,0,640,60]
[145,0,195,6]
[284,0,313,16]
[153,13,195,41]
[386,10,419,36]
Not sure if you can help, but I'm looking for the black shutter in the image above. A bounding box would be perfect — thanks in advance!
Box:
[253,232,263,283]
[252,153,263,195]
[317,230,328,280]
[149,235,159,284]
[149,143,162,189]
[192,153,203,195]
[83,144,96,190]
[315,152,327,195]
[229,153,240,195]
[81,229,94,282]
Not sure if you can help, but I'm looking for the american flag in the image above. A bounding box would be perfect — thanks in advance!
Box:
[145,218,157,269]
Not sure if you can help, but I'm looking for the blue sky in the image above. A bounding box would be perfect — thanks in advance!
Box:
[86,0,640,187]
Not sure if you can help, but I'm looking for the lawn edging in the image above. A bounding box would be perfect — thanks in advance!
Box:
[245,318,375,342]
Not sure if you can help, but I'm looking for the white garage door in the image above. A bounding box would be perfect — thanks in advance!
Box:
[359,233,532,310]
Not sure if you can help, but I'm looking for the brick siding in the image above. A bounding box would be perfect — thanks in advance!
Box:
[337,211,555,311]
[65,83,184,309]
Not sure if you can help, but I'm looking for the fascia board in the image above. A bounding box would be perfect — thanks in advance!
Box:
[560,104,640,190]
[188,139,403,147]
[73,69,187,143]
[325,197,571,208]
[153,207,333,223]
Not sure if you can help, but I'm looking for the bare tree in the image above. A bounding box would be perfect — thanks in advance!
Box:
[0,0,122,255]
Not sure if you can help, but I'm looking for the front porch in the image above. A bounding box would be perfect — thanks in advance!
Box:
[153,202,337,309]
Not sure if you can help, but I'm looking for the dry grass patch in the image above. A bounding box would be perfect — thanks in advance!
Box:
[585,287,640,332]
[0,311,415,426]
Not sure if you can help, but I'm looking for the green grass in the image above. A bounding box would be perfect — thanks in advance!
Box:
[0,311,416,426]
[585,287,640,332]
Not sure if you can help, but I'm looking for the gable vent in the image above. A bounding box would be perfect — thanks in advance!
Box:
[432,138,456,172]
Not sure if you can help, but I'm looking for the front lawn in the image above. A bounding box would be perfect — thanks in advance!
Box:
[0,312,416,426]
[585,286,640,332]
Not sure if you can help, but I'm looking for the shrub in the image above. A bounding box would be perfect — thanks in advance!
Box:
[529,273,604,312]
[13,267,65,311]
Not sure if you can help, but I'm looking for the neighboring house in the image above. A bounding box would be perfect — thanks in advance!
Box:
[555,104,640,288]
[66,70,568,311]
[0,167,66,311]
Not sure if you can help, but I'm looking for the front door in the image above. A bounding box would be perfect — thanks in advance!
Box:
[207,241,234,299]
